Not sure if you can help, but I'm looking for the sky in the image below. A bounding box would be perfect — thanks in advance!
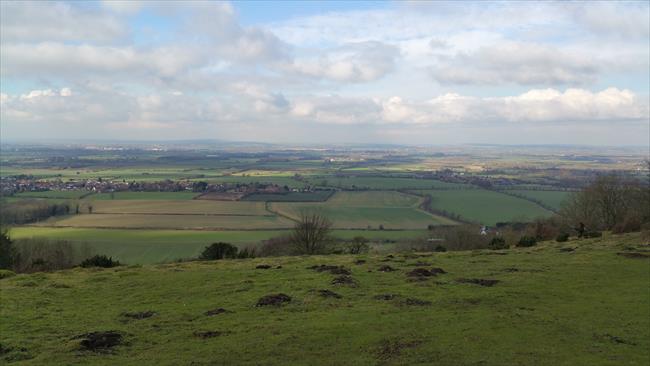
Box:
[1,0,649,146]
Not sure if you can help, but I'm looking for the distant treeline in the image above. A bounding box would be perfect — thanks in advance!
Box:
[0,200,72,225]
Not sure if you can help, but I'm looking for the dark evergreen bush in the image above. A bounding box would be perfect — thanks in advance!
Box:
[80,255,120,268]
[488,237,508,250]
[516,236,537,247]
[199,242,238,260]
[556,233,570,242]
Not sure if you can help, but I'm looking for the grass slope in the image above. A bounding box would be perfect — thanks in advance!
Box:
[1,233,648,365]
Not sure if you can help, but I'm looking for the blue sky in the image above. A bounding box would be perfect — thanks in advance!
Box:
[1,1,648,145]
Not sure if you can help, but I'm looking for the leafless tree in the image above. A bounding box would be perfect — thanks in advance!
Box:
[290,211,332,254]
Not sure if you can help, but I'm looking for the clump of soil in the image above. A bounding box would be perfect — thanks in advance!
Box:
[256,293,292,306]
[193,331,227,339]
[76,331,123,351]
[256,264,272,269]
[121,311,156,320]
[378,265,397,272]
[559,247,575,252]
[308,265,352,275]
[354,259,366,265]
[331,275,358,287]
[406,267,446,278]
[373,294,399,301]
[204,308,228,316]
[403,298,432,306]
[276,266,283,269]
[617,252,649,259]
[502,267,519,272]
[318,289,342,299]
[457,278,500,287]
[603,333,637,345]
[385,255,395,259]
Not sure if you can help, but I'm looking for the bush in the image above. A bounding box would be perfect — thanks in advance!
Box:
[517,236,537,247]
[0,229,17,269]
[346,236,369,254]
[236,246,257,259]
[434,245,447,252]
[556,233,570,242]
[0,269,16,279]
[80,255,120,268]
[12,239,93,273]
[258,236,294,257]
[583,231,602,238]
[612,216,642,234]
[199,242,238,260]
[488,237,508,250]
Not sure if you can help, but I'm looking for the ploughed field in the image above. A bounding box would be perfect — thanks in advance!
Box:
[1,233,648,365]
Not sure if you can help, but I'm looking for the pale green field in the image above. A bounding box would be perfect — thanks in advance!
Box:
[414,189,553,225]
[90,192,199,200]
[14,191,91,199]
[89,200,268,215]
[270,191,457,229]
[312,176,466,190]
[9,227,427,264]
[35,213,294,230]
[508,190,572,210]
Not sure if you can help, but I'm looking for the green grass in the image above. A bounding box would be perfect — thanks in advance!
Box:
[8,227,428,264]
[415,189,553,226]
[14,191,92,199]
[1,233,648,365]
[241,191,333,202]
[90,192,199,200]
[313,176,465,190]
[88,200,268,215]
[507,190,572,210]
[270,191,457,229]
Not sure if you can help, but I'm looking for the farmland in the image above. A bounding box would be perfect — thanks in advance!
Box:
[1,232,648,365]
[506,189,572,210]
[414,189,554,225]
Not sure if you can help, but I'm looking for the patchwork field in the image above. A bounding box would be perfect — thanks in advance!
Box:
[270,191,457,229]
[90,192,200,200]
[242,191,333,202]
[9,227,428,264]
[1,233,647,365]
[312,176,466,190]
[89,200,268,215]
[414,189,553,225]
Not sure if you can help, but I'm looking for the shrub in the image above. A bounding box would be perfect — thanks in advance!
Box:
[612,216,642,234]
[0,229,17,269]
[236,246,257,259]
[346,236,369,254]
[434,245,447,252]
[556,233,570,242]
[517,236,537,247]
[583,231,602,238]
[80,255,120,268]
[488,237,508,250]
[12,239,93,273]
[0,269,16,279]
[258,236,294,257]
[199,242,238,260]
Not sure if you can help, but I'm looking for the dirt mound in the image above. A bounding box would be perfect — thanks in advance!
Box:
[308,265,351,275]
[406,267,446,278]
[378,265,397,272]
[121,311,156,320]
[502,267,519,272]
[559,247,575,252]
[256,293,292,306]
[375,338,422,361]
[354,259,366,265]
[331,275,358,287]
[256,264,272,269]
[373,294,399,301]
[457,278,499,287]
[617,252,649,259]
[204,308,228,316]
[318,289,342,299]
[193,331,227,339]
[403,298,431,306]
[276,266,283,269]
[75,331,123,351]
[408,261,431,267]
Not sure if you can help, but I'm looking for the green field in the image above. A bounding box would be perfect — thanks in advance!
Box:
[14,191,92,199]
[414,189,553,225]
[313,176,465,190]
[270,191,457,229]
[242,191,333,202]
[89,200,268,215]
[1,232,648,365]
[507,190,572,210]
[8,227,428,264]
[90,192,199,200]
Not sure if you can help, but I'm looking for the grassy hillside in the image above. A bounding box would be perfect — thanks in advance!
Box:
[1,233,648,365]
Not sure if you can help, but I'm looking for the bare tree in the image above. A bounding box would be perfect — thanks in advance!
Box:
[290,211,332,254]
